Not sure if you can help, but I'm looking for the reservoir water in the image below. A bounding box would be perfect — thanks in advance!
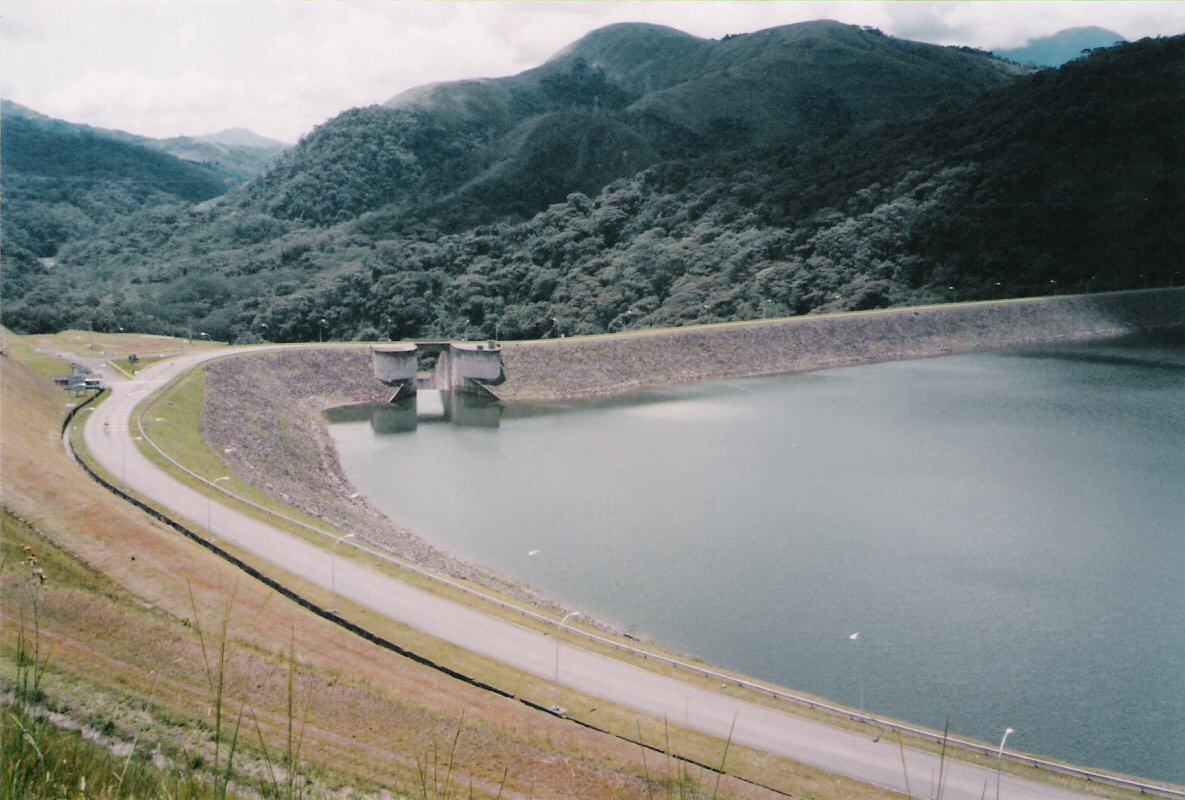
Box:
[327,334,1185,785]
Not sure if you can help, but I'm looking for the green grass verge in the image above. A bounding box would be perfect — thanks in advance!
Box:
[1,700,219,800]
[2,337,75,379]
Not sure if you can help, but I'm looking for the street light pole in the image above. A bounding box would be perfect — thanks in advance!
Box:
[554,611,581,712]
[319,318,328,343]
[995,727,1015,800]
[331,533,356,613]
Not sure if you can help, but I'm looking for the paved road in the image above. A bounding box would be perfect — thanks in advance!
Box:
[82,349,1094,800]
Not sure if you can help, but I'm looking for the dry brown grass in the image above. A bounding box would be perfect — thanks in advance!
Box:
[4,325,1149,800]
[2,345,817,798]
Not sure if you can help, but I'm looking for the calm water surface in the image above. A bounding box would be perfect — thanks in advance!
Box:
[328,335,1185,784]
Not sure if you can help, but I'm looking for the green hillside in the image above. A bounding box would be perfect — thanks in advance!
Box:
[0,101,235,253]
[236,21,1025,231]
[4,30,1179,342]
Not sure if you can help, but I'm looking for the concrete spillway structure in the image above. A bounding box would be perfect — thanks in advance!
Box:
[372,341,504,400]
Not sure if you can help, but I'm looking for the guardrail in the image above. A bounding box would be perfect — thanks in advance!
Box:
[99,353,1185,800]
[63,389,797,798]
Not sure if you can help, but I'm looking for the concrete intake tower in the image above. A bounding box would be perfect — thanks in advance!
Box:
[371,341,504,400]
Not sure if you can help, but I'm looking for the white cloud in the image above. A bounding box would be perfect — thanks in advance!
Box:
[46,67,255,138]
[3,1,1184,142]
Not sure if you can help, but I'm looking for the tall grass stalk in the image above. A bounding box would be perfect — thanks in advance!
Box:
[415,713,465,800]
[10,548,50,709]
[896,732,914,799]
[708,715,735,800]
[189,585,243,800]
[2,548,215,799]
[934,718,951,800]
[254,630,313,799]
[638,715,736,800]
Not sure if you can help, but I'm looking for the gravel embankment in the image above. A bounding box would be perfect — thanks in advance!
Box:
[202,348,554,605]
[202,290,1182,607]
[497,290,1184,400]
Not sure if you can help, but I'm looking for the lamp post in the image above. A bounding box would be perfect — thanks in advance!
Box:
[849,631,864,714]
[331,533,356,613]
[319,318,328,343]
[260,322,269,343]
[207,476,230,536]
[554,611,581,712]
[995,727,1015,800]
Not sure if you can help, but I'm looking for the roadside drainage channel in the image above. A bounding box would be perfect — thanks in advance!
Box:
[62,389,796,799]
[75,355,1185,800]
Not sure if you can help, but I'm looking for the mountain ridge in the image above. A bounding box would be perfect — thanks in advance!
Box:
[9,25,1177,344]
[0,100,238,260]
[995,26,1127,66]
[245,20,1028,232]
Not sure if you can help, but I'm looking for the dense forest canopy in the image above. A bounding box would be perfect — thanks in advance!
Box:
[0,100,289,308]
[2,26,1180,342]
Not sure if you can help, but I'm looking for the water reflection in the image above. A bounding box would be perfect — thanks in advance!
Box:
[370,399,418,433]
[441,391,502,428]
[331,391,503,434]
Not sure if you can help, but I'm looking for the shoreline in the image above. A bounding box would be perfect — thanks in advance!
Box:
[202,290,1183,623]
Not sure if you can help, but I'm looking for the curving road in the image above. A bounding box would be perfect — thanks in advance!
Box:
[82,347,1096,800]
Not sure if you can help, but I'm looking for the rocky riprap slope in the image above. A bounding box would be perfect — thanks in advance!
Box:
[201,347,556,605]
[497,289,1184,399]
[200,289,1182,600]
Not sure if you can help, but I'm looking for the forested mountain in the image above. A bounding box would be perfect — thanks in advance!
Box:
[996,27,1126,67]
[0,102,287,303]
[0,101,235,302]
[241,21,1025,231]
[0,100,236,250]
[4,30,1180,343]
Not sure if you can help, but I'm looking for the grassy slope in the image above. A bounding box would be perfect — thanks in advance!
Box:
[1,339,793,800]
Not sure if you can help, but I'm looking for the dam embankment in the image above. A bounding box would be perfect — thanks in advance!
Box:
[199,288,1182,594]
[496,288,1185,400]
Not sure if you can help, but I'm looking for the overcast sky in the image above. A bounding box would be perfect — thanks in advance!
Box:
[4,1,1183,143]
